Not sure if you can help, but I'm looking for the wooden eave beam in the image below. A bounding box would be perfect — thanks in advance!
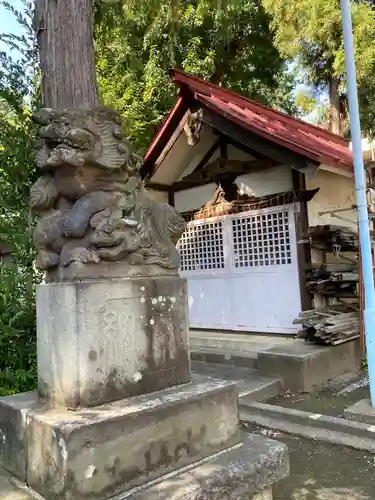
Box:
[200,106,309,169]
[146,182,170,191]
[224,137,271,161]
[171,157,277,192]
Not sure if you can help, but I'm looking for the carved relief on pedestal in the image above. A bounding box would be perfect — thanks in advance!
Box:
[98,298,147,377]
[30,107,186,279]
[153,314,178,366]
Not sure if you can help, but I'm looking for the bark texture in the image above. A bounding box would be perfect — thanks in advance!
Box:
[34,0,98,109]
[327,77,348,137]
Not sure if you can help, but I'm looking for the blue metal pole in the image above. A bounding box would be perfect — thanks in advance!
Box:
[340,0,375,406]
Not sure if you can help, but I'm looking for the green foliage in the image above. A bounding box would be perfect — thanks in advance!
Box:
[94,0,298,152]
[295,89,319,115]
[361,356,368,372]
[262,0,375,136]
[0,0,40,395]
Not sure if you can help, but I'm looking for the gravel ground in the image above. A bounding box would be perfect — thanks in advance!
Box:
[244,423,375,500]
[267,372,370,417]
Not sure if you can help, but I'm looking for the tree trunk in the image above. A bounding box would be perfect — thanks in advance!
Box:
[328,77,343,136]
[327,77,349,137]
[34,0,98,109]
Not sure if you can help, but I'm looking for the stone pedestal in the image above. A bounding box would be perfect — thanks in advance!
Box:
[0,382,288,500]
[0,276,289,499]
[37,277,190,408]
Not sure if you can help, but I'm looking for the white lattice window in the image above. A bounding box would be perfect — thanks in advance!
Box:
[179,221,225,272]
[232,210,291,268]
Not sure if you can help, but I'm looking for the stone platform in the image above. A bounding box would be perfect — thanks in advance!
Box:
[0,434,288,500]
[114,434,288,500]
[0,379,241,499]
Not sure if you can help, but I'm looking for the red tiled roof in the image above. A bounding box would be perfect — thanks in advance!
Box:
[144,70,353,174]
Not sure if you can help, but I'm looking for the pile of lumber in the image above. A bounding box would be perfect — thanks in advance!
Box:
[309,225,358,252]
[305,266,358,297]
[294,306,360,345]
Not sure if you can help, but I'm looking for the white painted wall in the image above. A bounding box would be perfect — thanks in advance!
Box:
[175,184,217,213]
[306,169,357,229]
[237,166,292,198]
[175,165,292,213]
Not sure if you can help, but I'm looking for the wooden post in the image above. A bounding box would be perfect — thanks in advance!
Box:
[292,170,312,311]
[34,0,98,109]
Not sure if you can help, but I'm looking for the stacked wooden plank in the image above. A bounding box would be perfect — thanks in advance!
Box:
[305,266,358,297]
[307,225,359,298]
[309,225,358,252]
[294,306,360,345]
[295,225,361,345]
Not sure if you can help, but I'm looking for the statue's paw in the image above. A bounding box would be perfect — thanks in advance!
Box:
[96,246,123,261]
[60,247,100,267]
[36,250,60,270]
[127,252,144,265]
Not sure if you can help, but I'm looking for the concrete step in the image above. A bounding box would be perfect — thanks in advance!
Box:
[189,331,293,372]
[190,331,290,355]
[191,361,282,403]
[240,401,375,453]
[257,340,361,391]
[191,348,259,370]
[190,331,361,392]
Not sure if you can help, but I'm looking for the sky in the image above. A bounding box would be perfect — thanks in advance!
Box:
[0,0,26,58]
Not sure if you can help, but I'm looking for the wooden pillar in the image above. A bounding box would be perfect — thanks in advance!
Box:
[168,189,175,207]
[292,169,312,311]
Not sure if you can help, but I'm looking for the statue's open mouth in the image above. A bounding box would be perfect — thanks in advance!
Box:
[91,237,121,248]
[39,133,95,169]
[47,140,77,150]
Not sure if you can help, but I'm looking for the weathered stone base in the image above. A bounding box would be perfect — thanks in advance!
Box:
[0,379,240,499]
[112,435,288,500]
[37,276,191,409]
[0,434,286,500]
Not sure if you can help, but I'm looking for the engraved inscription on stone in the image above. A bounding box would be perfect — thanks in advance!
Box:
[153,313,182,366]
[99,299,148,377]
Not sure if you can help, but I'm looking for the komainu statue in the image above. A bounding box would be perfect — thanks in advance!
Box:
[30,107,186,279]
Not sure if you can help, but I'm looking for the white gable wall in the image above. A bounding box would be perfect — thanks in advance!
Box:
[306,168,357,269]
[236,166,292,198]
[306,169,357,230]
